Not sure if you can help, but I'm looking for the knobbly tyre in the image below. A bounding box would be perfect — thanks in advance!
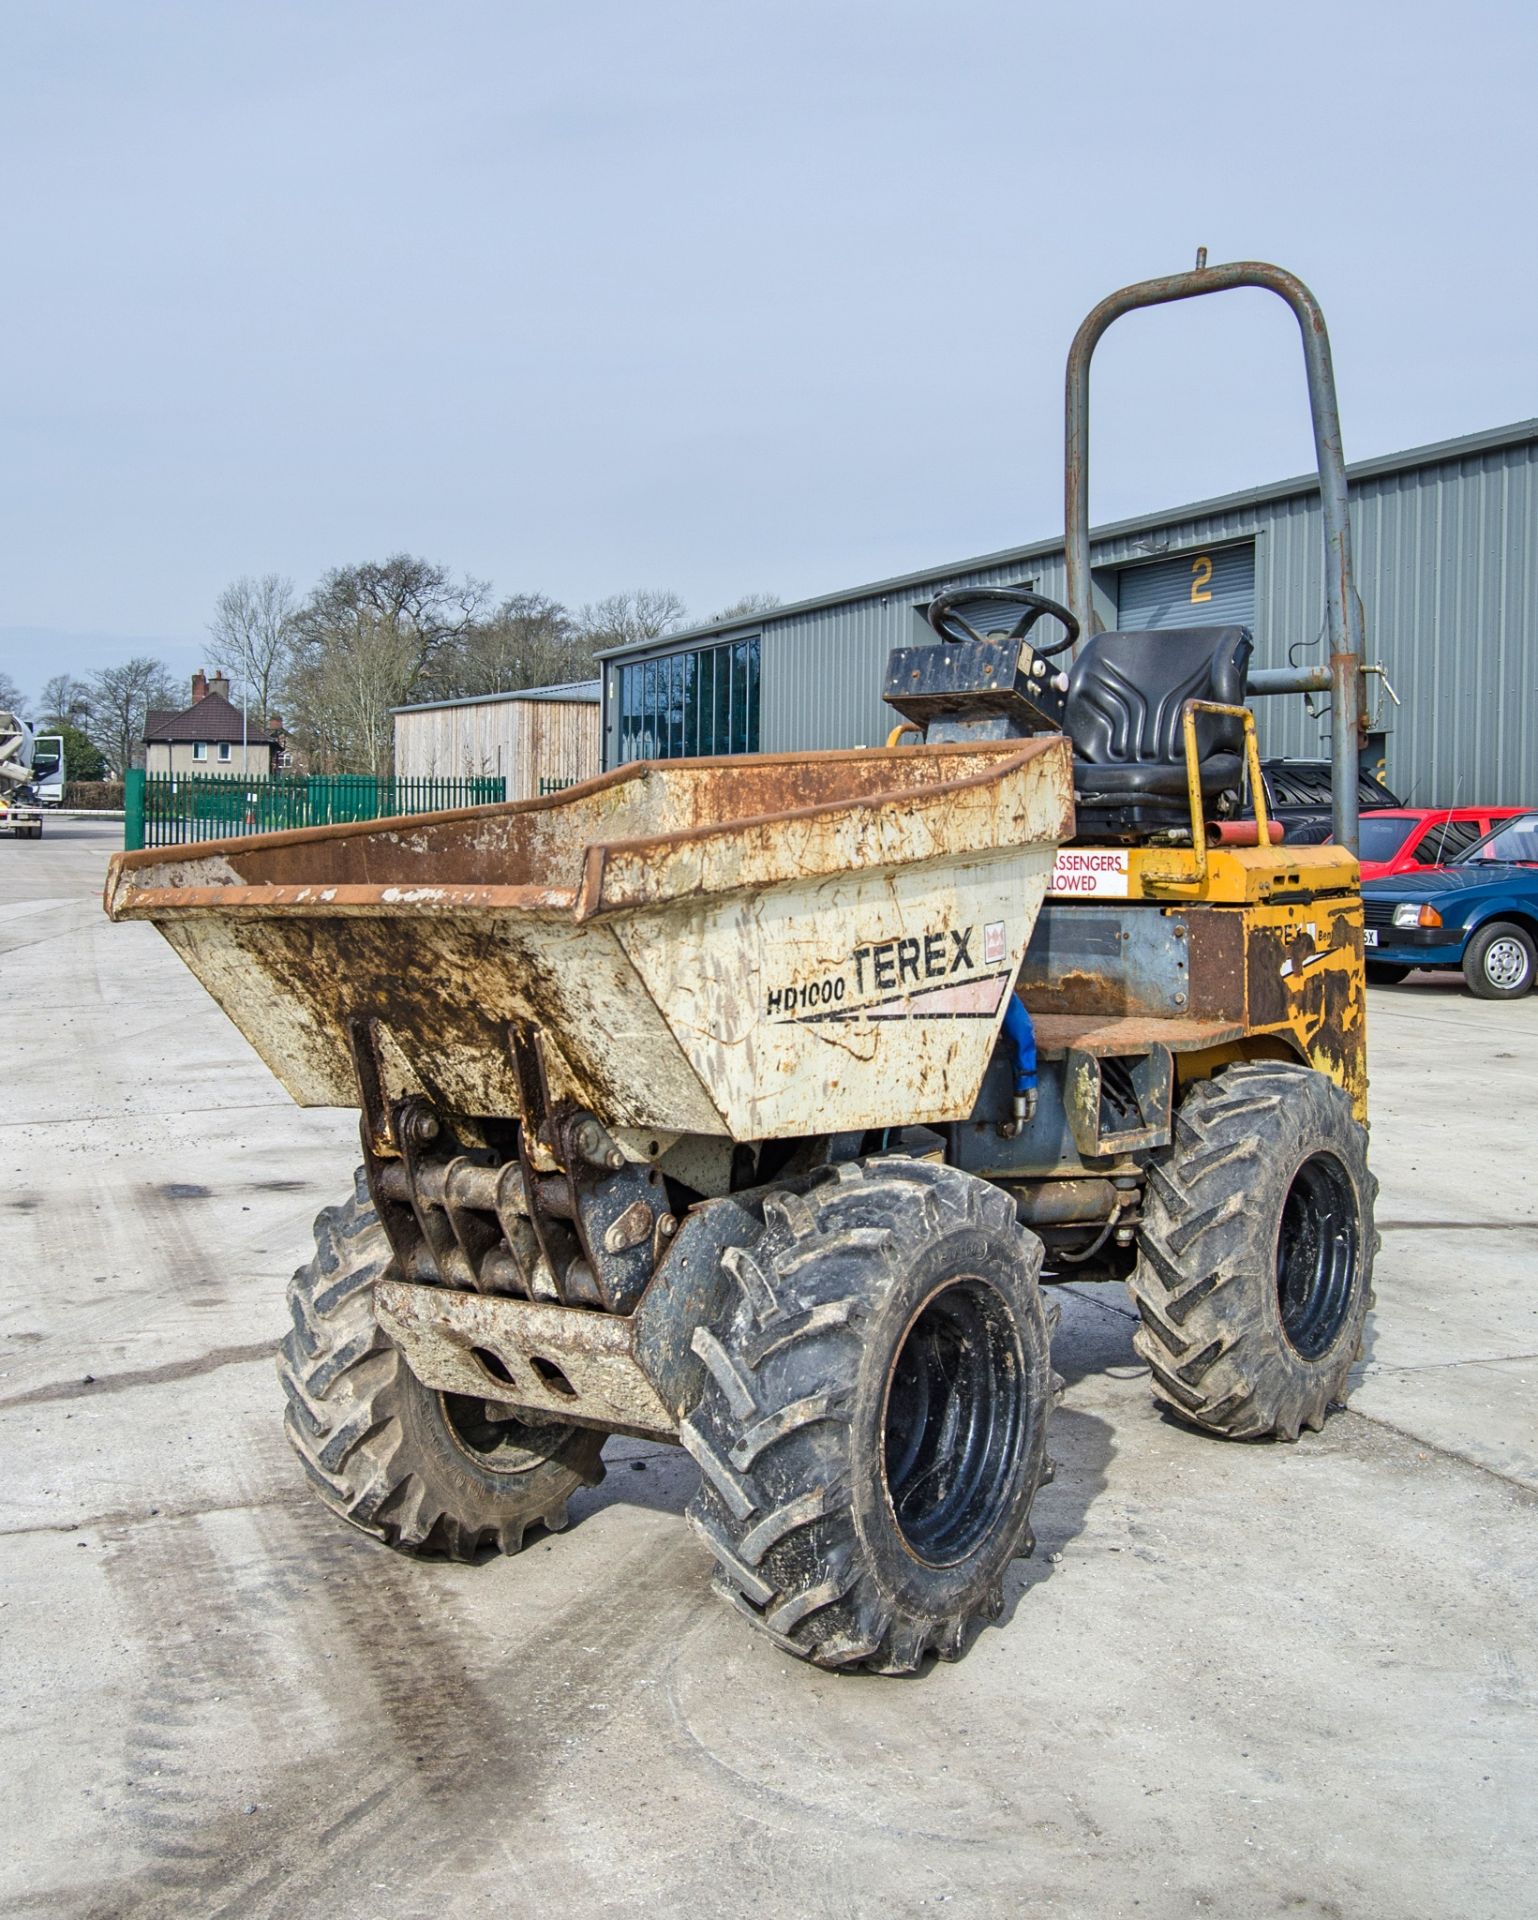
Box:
[105,260,1377,1675]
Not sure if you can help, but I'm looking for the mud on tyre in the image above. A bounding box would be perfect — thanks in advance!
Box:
[279,1167,606,1559]
[1128,1062,1376,1441]
[683,1157,1056,1675]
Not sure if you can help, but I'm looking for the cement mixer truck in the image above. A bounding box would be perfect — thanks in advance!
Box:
[0,711,47,839]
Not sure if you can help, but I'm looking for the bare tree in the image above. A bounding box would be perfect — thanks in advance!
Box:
[284,556,491,772]
[209,574,298,733]
[709,592,781,623]
[0,669,23,715]
[574,588,689,653]
[87,656,178,776]
[442,594,592,698]
[38,674,93,728]
[295,556,488,677]
[283,610,421,776]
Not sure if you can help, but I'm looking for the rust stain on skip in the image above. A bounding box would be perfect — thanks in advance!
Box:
[103,739,1075,1142]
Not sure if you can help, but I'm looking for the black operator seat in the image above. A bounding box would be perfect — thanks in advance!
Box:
[1063,625,1253,837]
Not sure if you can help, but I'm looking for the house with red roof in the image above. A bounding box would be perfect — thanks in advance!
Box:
[143,670,276,775]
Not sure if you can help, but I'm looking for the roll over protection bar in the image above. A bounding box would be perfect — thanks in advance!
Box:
[1063,261,1365,853]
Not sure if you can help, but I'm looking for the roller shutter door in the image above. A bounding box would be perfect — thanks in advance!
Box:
[1116,543,1255,630]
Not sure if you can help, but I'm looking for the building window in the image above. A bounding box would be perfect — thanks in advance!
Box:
[218,742,232,762]
[616,637,760,764]
[193,742,208,761]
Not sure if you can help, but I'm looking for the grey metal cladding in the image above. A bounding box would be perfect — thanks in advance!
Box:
[606,421,1538,806]
[762,552,1062,753]
[1251,434,1538,803]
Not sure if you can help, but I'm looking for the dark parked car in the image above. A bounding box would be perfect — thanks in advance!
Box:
[1360,811,1538,998]
[1256,759,1402,844]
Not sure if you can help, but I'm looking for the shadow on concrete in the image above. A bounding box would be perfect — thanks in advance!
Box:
[575,1439,695,1523]
[994,1402,1115,1636]
[1051,1279,1142,1388]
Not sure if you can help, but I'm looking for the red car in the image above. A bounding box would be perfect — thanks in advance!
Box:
[1352,807,1530,881]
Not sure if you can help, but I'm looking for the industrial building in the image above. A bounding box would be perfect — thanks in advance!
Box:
[393,679,601,798]
[598,419,1538,807]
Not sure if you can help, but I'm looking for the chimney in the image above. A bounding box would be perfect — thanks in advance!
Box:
[208,672,231,702]
[191,669,208,702]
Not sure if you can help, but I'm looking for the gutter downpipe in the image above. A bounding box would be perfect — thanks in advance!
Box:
[1064,260,1364,853]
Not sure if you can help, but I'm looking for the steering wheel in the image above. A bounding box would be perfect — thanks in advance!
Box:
[926,585,1080,658]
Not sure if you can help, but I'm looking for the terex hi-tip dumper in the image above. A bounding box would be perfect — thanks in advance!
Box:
[106,262,1376,1674]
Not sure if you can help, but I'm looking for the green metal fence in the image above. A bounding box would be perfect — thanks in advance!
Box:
[123,770,507,851]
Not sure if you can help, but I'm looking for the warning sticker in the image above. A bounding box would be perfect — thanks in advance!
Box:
[1049,849,1130,898]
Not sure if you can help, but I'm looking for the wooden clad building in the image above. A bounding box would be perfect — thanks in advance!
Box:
[392,681,601,800]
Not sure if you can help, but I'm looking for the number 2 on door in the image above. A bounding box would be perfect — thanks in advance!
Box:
[1190,554,1214,603]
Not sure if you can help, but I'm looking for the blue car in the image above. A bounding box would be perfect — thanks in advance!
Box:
[1361,810,1538,998]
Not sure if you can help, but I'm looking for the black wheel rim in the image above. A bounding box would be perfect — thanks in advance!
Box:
[439,1394,565,1475]
[881,1278,1026,1567]
[1276,1152,1360,1359]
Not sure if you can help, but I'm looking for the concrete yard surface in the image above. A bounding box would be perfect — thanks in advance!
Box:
[2,822,1535,1919]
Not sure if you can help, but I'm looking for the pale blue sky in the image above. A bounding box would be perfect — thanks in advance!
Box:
[2,0,1534,706]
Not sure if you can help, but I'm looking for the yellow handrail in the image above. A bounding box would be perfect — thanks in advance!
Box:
[1143,700,1268,892]
[1181,699,1270,873]
[886,722,923,748]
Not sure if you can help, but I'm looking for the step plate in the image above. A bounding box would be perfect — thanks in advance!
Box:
[373,1279,678,1440]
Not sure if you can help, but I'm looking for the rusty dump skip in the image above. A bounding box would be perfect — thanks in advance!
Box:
[105,740,1075,1141]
